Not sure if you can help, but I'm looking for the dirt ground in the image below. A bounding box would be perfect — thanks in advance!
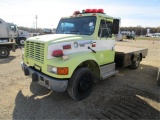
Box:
[0,39,160,119]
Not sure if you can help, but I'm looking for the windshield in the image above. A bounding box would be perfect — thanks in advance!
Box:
[7,23,17,31]
[56,16,96,35]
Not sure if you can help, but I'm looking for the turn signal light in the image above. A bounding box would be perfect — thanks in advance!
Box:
[57,67,68,75]
[52,49,63,57]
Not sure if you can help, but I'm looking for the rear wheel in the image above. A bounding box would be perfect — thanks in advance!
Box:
[130,54,141,69]
[67,67,94,101]
[0,47,10,58]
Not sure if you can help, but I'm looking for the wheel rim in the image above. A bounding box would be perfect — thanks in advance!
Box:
[157,70,160,81]
[136,56,140,67]
[0,49,8,57]
[20,40,25,45]
[77,73,92,95]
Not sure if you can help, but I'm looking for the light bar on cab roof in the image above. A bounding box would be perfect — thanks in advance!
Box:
[97,9,104,13]
[85,9,104,13]
[73,9,104,15]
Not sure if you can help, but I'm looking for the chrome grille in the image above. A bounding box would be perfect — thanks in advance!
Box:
[26,41,45,63]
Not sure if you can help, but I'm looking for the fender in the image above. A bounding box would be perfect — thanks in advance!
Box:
[45,52,100,79]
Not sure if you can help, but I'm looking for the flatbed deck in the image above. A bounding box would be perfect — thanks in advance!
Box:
[115,45,148,68]
[115,45,148,54]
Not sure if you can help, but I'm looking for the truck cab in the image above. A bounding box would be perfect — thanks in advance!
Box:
[0,18,29,46]
[0,19,18,42]
[21,9,133,100]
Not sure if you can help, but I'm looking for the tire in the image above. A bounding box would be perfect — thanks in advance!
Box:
[67,67,94,101]
[0,47,10,58]
[19,38,26,46]
[157,68,160,86]
[130,54,141,69]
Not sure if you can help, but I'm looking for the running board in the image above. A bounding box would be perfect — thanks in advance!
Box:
[100,63,119,80]
[102,70,119,80]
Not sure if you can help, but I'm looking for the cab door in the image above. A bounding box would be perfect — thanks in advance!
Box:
[96,19,115,65]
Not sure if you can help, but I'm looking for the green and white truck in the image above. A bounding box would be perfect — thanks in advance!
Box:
[21,9,148,100]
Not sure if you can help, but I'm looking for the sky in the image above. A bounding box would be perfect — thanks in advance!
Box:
[0,0,160,28]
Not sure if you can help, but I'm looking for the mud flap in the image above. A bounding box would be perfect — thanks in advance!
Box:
[32,73,38,82]
[24,68,29,76]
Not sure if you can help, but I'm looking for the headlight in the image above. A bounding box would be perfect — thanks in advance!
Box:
[51,67,57,74]
[48,65,57,74]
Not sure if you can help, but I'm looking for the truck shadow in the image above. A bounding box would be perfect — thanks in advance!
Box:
[0,56,16,64]
[116,39,136,42]
[116,40,128,42]
[12,64,160,119]
[90,86,160,119]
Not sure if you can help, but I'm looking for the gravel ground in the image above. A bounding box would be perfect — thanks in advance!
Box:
[0,39,160,119]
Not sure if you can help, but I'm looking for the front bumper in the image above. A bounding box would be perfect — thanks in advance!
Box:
[21,62,68,92]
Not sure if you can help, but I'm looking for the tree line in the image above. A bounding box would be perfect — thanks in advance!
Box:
[120,26,160,36]
[18,26,56,34]
[18,26,160,36]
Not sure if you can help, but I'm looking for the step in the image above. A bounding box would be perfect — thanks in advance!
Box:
[100,63,119,80]
[102,70,119,80]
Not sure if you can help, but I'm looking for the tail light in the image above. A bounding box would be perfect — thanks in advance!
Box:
[52,49,63,57]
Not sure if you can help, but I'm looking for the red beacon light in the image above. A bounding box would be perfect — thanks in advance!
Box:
[85,9,91,13]
[97,9,104,13]
[73,10,80,15]
[84,9,104,13]
[91,9,97,13]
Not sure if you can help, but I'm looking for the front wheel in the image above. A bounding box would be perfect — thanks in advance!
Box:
[67,68,94,101]
[0,47,10,58]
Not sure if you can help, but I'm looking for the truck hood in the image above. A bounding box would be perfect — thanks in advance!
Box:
[27,34,93,43]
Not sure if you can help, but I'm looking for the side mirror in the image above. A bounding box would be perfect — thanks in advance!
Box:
[112,19,120,34]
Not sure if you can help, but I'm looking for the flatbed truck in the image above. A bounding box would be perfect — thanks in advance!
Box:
[21,9,148,100]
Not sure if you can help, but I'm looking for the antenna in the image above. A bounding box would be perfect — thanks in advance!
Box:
[35,15,38,36]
